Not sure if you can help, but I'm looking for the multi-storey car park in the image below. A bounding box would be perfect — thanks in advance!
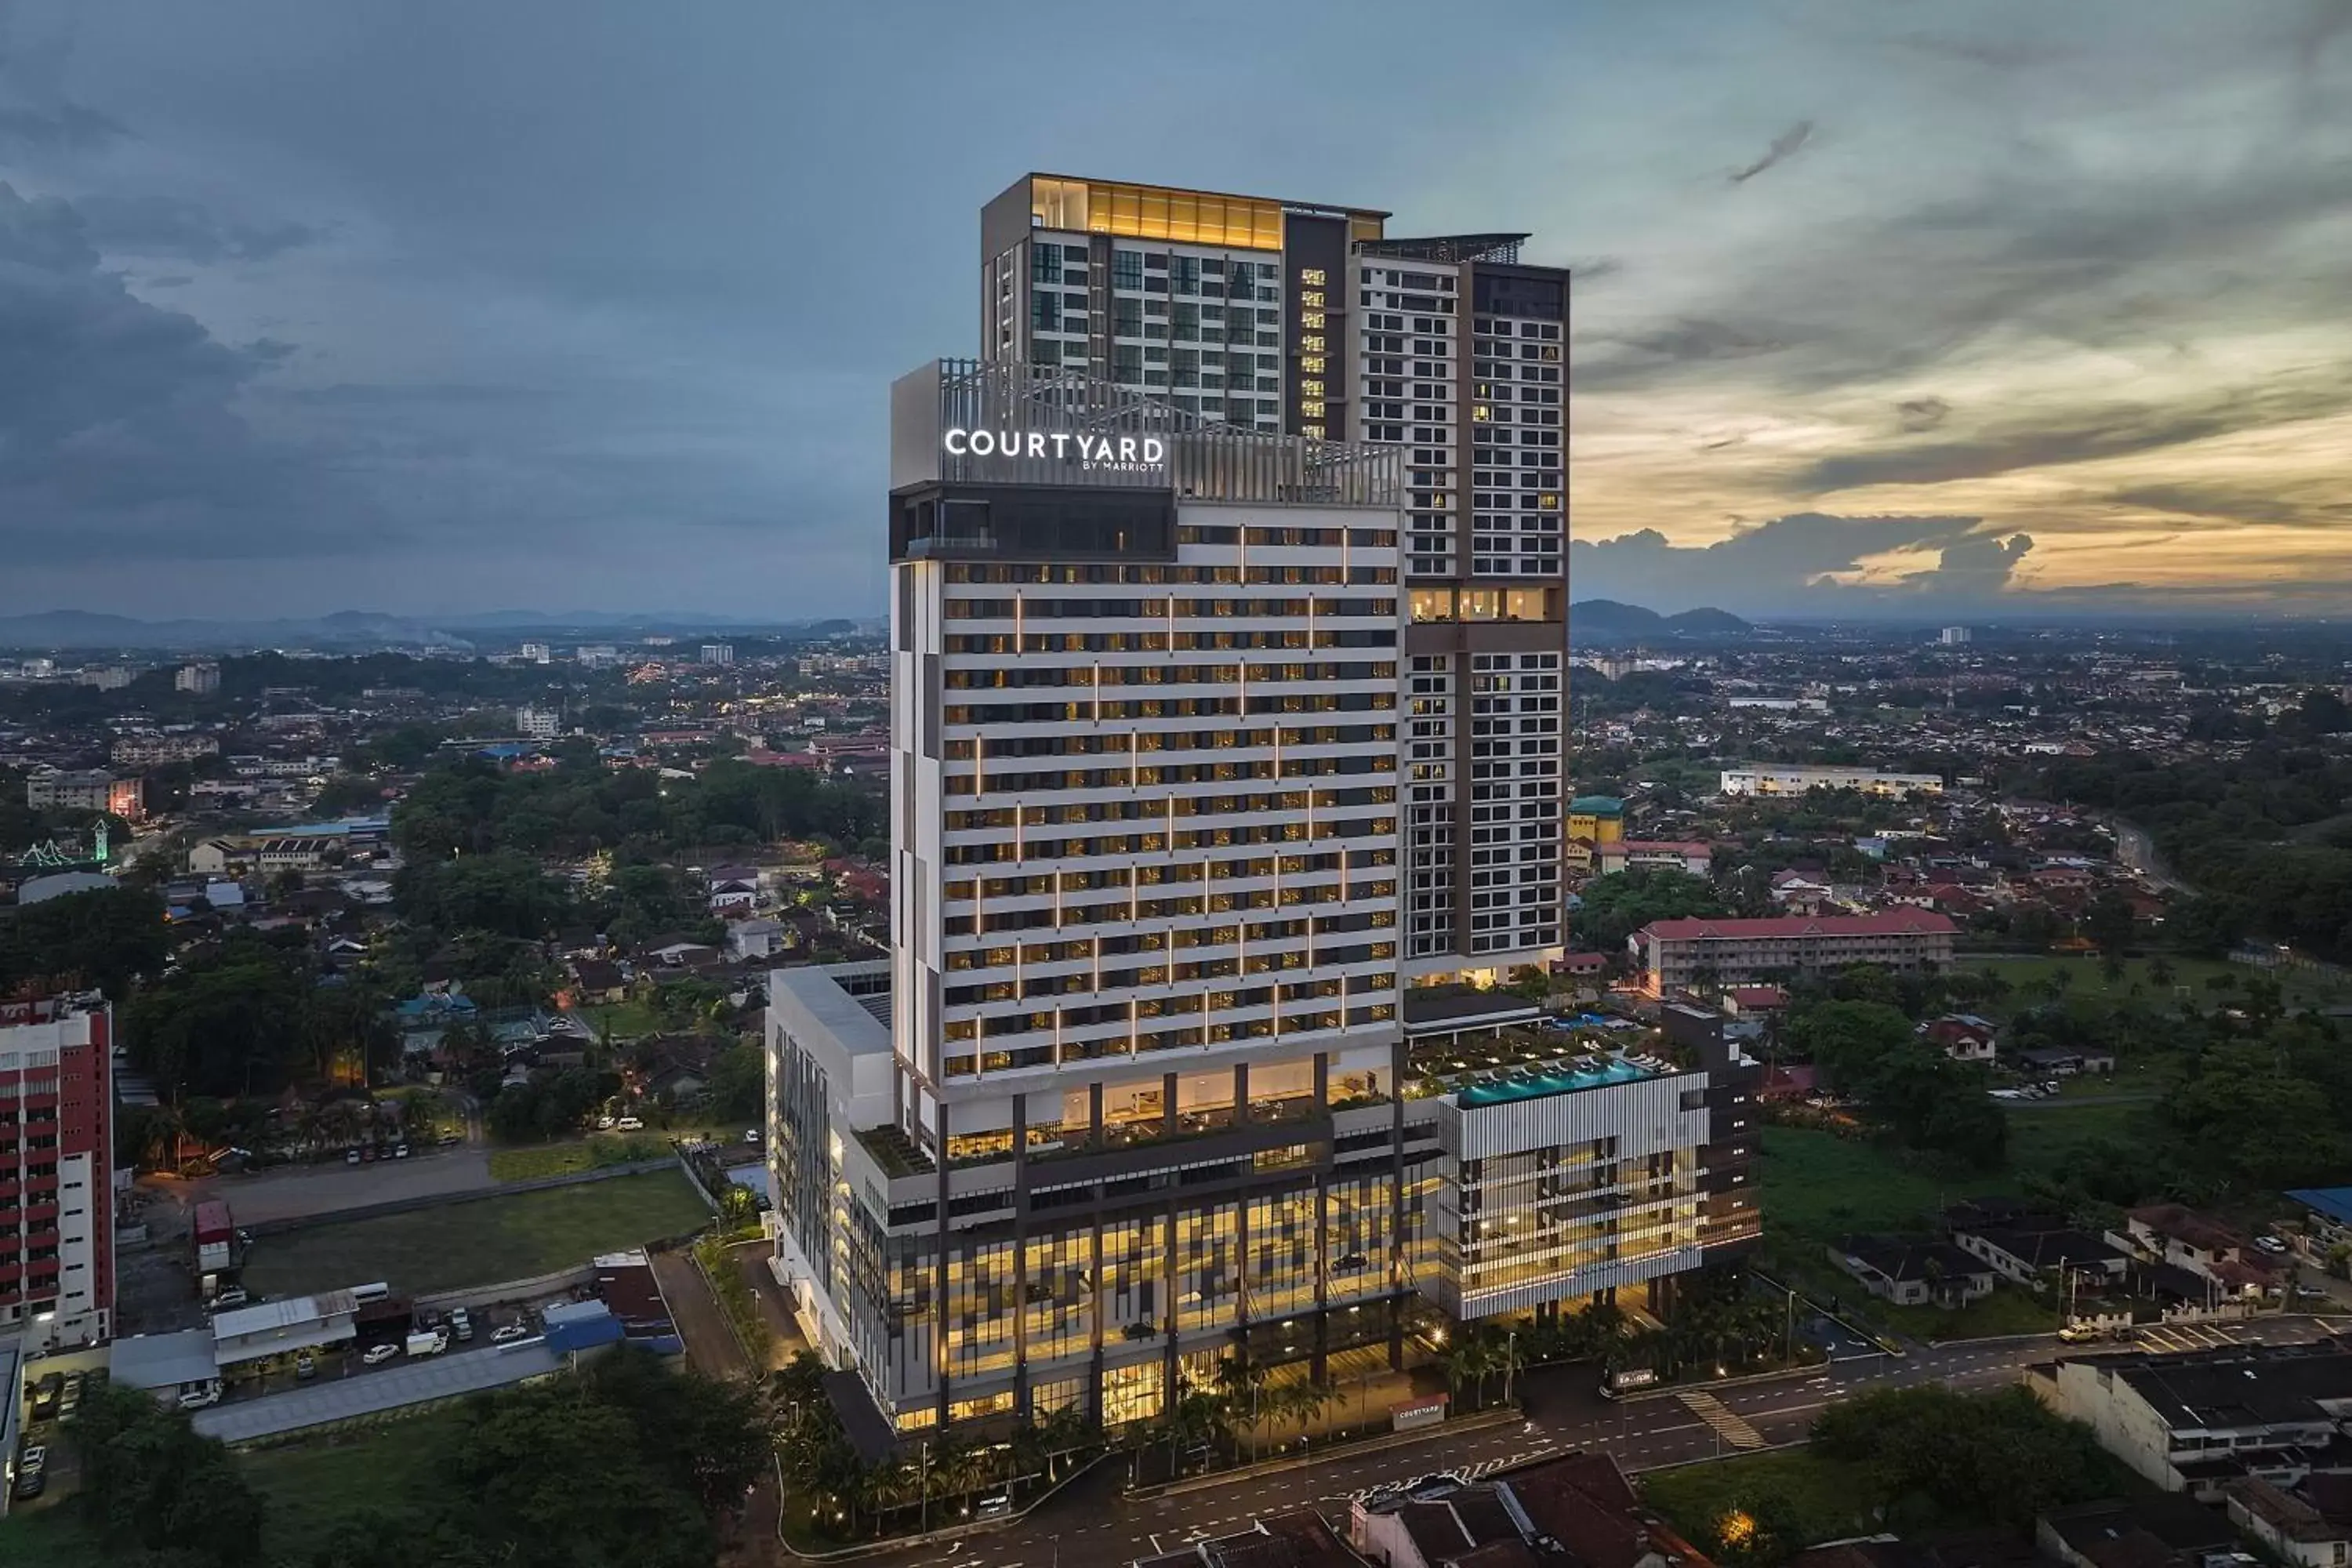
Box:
[761,347,1758,1446]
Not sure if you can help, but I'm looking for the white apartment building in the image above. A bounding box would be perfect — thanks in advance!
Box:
[1719,764,1945,797]
[514,706,562,741]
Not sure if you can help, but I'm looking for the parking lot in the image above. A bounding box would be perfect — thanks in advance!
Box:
[220,1298,556,1404]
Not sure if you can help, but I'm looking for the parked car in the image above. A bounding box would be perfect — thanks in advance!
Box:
[438,1131,462,1146]
[344,1149,361,1166]
[492,1324,532,1345]
[176,1381,221,1410]
[596,1115,615,1131]
[210,1286,250,1311]
[452,1308,474,1342]
[394,1143,410,1160]
[13,1446,45,1500]
[615,1116,644,1131]
[2256,1235,2291,1254]
[28,1374,60,1420]
[295,1353,317,1381]
[742,1127,761,1145]
[59,1373,82,1419]
[362,1344,399,1366]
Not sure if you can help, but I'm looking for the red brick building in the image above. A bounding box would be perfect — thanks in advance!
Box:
[0,991,114,1350]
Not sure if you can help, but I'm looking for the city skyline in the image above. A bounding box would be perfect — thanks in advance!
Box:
[2,0,2347,618]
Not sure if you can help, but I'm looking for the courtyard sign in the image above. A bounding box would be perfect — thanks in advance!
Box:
[943,428,1166,474]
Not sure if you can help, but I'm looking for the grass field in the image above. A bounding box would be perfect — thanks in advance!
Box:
[241,1410,462,1561]
[1758,1126,2005,1242]
[2006,1094,2158,1181]
[579,999,662,1039]
[241,1169,713,1298]
[1642,1448,1885,1553]
[488,1132,671,1181]
[1961,954,2351,1013]
[0,1509,113,1568]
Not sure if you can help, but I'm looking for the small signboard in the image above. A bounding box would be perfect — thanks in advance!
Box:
[1392,1394,1448,1432]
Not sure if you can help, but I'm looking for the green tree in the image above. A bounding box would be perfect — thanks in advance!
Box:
[0,883,170,997]
[2161,1041,2347,1189]
[69,1379,267,1567]
[1570,867,1729,953]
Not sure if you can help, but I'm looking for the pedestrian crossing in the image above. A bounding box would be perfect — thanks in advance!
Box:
[1677,1389,1766,1450]
[2130,1323,2253,1353]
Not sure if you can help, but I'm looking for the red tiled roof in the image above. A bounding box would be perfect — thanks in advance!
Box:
[1639,909,1958,942]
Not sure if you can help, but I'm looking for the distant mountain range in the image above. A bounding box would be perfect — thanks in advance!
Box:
[1570,599,1751,643]
[0,609,873,652]
[0,601,1739,652]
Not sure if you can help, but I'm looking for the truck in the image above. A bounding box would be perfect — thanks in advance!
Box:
[405,1330,450,1358]
[193,1200,234,1275]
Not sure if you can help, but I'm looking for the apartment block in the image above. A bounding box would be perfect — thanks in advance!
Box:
[0,993,115,1352]
[24,768,142,818]
[1718,764,1944,797]
[978,174,1568,982]
[1631,909,1959,993]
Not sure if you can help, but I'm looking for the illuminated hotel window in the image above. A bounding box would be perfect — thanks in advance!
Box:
[1301,311,1325,331]
[1299,267,1327,286]
[1301,355,1325,375]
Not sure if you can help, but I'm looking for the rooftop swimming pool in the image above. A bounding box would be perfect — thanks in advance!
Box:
[1454,1055,1655,1109]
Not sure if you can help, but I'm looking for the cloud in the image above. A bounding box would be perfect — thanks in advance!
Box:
[1569,513,2033,617]
[1795,369,2352,492]
[74,194,318,263]
[0,0,125,151]
[1895,396,1951,432]
[1730,119,1814,183]
[2111,483,2352,529]
[0,181,370,564]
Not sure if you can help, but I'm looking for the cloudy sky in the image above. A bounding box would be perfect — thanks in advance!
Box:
[3,0,2350,622]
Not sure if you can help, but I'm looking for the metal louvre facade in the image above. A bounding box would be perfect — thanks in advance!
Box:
[1439,1073,1707,1163]
[1431,1073,1716,1319]
[891,358,1403,506]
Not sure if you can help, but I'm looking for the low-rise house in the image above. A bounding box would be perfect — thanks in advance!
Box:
[729,918,785,961]
[1829,1236,1997,1309]
[1350,1451,1710,1568]
[2038,1495,2241,1568]
[1952,1221,2129,1289]
[2288,1189,2352,1253]
[2018,1046,2118,1078]
[2114,1206,2278,1299]
[2224,1474,2352,1568]
[2031,1341,2352,1496]
[568,959,631,1005]
[1922,1014,1998,1063]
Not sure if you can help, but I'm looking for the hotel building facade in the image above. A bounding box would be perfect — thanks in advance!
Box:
[980,175,1568,979]
[763,180,1753,1446]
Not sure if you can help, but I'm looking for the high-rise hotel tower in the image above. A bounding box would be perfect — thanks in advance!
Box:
[763,179,1752,1452]
[982,176,1568,978]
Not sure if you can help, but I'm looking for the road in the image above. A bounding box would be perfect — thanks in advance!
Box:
[822,1316,2339,1568]
[2111,817,2188,894]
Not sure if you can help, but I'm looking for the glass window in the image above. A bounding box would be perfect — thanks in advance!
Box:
[1171,256,1200,294]
[1032,292,1060,332]
[1113,250,1143,290]
[1031,244,1062,284]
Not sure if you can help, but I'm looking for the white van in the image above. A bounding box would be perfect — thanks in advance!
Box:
[615,1116,644,1131]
